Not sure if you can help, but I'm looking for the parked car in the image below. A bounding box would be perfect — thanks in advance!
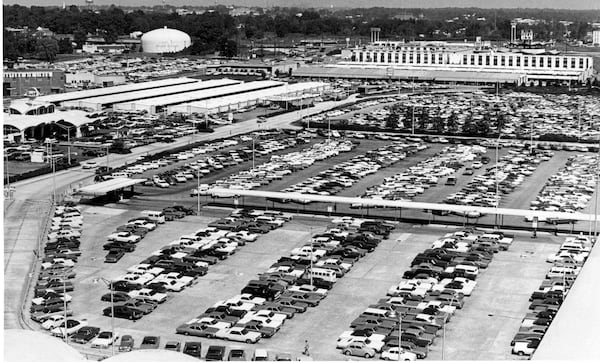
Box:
[118,335,134,352]
[140,336,161,349]
[71,326,101,344]
[205,345,227,361]
[91,331,119,348]
[183,341,203,358]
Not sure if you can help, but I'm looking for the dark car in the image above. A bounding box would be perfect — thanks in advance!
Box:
[104,249,125,263]
[110,280,142,293]
[183,341,203,358]
[101,291,131,303]
[103,242,136,252]
[205,345,226,361]
[228,349,247,361]
[118,335,134,352]
[103,305,143,320]
[164,341,181,352]
[140,336,161,349]
[236,320,278,338]
[71,326,101,344]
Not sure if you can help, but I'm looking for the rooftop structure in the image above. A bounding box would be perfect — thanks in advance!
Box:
[60,78,239,111]
[114,80,284,114]
[36,77,197,105]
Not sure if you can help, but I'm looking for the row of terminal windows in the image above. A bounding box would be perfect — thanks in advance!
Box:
[352,52,589,69]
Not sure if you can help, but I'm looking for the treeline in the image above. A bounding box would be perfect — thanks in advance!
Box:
[3,4,598,62]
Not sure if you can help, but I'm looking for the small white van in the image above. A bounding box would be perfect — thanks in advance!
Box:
[141,210,166,224]
[308,267,337,283]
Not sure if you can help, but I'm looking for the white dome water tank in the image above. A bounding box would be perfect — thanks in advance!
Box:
[141,27,192,53]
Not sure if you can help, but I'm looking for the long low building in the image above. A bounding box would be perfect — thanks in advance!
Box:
[168,81,329,115]
[36,77,197,105]
[114,80,285,114]
[61,78,241,111]
[294,65,527,85]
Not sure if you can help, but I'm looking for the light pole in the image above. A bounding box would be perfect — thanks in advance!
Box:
[441,294,457,360]
[309,226,313,287]
[252,136,255,170]
[594,133,599,241]
[52,122,74,165]
[93,277,116,356]
[495,132,502,228]
[197,167,201,215]
[389,309,402,356]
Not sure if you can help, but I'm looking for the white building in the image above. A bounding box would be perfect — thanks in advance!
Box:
[339,41,594,84]
[593,30,600,46]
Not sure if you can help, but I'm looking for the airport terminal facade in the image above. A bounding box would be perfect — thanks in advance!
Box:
[339,41,594,84]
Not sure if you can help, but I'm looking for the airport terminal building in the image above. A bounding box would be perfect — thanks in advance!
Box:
[296,41,594,86]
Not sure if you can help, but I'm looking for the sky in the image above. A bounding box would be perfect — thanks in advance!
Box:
[3,0,599,9]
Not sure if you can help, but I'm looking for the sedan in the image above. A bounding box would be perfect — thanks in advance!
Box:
[104,249,125,263]
[140,336,161,349]
[91,331,119,348]
[215,327,261,343]
[176,322,220,338]
[71,326,101,344]
[51,319,88,337]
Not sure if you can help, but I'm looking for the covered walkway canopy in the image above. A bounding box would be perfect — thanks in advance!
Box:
[78,178,146,196]
[206,188,598,222]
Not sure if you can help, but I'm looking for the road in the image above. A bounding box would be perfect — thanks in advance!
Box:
[3,95,360,330]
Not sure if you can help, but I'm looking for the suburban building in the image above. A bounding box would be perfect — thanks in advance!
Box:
[3,69,65,98]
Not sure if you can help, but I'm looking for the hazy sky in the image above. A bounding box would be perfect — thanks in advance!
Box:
[3,0,599,9]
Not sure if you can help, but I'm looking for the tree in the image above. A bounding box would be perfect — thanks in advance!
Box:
[218,38,237,58]
[35,38,59,62]
[384,113,399,129]
[57,38,73,54]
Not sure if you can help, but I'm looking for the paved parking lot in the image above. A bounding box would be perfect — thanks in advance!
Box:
[53,201,566,360]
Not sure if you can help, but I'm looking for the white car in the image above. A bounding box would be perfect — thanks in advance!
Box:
[288,284,328,296]
[226,231,258,242]
[41,315,66,330]
[127,220,157,230]
[512,340,539,356]
[314,258,352,272]
[41,258,76,270]
[82,161,98,169]
[215,327,261,343]
[50,319,87,337]
[291,246,327,258]
[336,336,385,352]
[239,313,283,330]
[546,251,587,264]
[337,330,386,342]
[107,232,141,243]
[152,272,194,286]
[237,294,266,305]
[127,264,165,276]
[118,272,156,285]
[193,317,233,330]
[155,180,170,188]
[128,288,168,303]
[217,299,255,312]
[47,229,81,240]
[381,347,418,361]
[91,331,119,348]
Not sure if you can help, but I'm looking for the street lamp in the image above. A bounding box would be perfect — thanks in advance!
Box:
[441,294,457,360]
[495,131,503,228]
[389,309,402,357]
[93,277,116,356]
[52,122,74,165]
[197,167,201,215]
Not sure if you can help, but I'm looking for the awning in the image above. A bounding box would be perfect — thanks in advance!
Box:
[77,178,146,196]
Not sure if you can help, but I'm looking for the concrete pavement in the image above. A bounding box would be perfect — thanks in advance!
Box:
[3,95,359,330]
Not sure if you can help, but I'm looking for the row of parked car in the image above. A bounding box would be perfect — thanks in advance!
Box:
[176,214,394,346]
[530,154,598,221]
[146,134,302,188]
[31,205,82,334]
[337,229,513,359]
[101,209,288,321]
[445,149,552,209]
[213,140,356,191]
[511,235,593,357]
[103,206,194,263]
[359,145,484,203]
[281,140,425,200]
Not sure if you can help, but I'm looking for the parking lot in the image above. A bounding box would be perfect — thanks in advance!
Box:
[48,200,566,360]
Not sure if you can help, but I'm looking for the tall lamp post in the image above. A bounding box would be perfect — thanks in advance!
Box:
[495,132,503,228]
[52,122,74,165]
[389,309,402,357]
[93,277,116,356]
[197,167,201,215]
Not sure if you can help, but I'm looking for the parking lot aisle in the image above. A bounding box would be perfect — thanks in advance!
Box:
[259,139,389,193]
[255,230,431,361]
[503,152,571,210]
[336,144,445,199]
[426,235,561,360]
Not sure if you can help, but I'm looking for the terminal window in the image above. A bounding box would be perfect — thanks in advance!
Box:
[501,56,505,66]
[563,58,568,68]
[478,55,482,65]
[493,56,498,66]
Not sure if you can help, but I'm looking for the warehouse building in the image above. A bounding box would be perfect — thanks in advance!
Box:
[3,69,65,98]
[114,80,284,114]
[61,79,239,111]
